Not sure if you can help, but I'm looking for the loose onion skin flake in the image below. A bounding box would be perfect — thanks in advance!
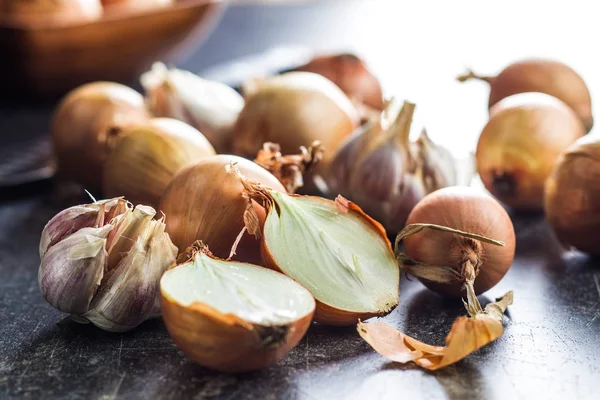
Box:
[476,93,585,211]
[458,58,593,132]
[160,244,315,373]
[545,136,600,254]
[230,166,400,326]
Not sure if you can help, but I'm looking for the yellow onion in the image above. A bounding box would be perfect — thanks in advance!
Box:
[232,72,360,184]
[159,155,285,265]
[2,0,102,27]
[51,82,149,190]
[399,187,516,297]
[476,93,585,210]
[545,136,600,254]
[458,58,593,132]
[103,118,216,208]
[233,168,399,326]
[160,244,315,372]
[293,53,384,110]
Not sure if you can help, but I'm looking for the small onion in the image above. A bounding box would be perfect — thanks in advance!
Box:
[476,93,585,210]
[103,118,216,208]
[232,72,360,184]
[159,155,285,265]
[400,187,516,297]
[2,0,102,27]
[160,245,315,372]
[545,136,600,254]
[458,58,593,132]
[51,82,149,190]
[293,53,384,110]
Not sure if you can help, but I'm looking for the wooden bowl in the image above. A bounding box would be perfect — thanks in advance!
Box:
[0,0,226,99]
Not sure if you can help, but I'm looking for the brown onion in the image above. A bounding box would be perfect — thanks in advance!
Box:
[2,0,102,27]
[399,187,515,297]
[293,53,384,110]
[103,118,215,208]
[160,244,315,372]
[231,72,360,184]
[159,155,285,265]
[458,58,593,132]
[476,93,585,210]
[51,82,149,190]
[545,136,600,254]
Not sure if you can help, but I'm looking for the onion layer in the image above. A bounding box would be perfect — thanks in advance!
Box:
[476,93,585,210]
[159,155,285,265]
[545,136,600,254]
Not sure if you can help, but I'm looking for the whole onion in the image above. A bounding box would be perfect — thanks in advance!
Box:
[231,72,360,186]
[51,82,149,190]
[476,93,585,210]
[545,136,600,254]
[458,58,593,132]
[293,53,384,111]
[159,155,285,265]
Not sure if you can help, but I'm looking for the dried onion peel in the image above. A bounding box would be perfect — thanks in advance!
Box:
[232,167,400,326]
[160,243,315,372]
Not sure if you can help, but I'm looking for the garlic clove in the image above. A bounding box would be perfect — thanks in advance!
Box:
[38,225,113,315]
[106,204,156,270]
[160,245,315,372]
[85,218,177,332]
[40,197,128,258]
[141,63,245,153]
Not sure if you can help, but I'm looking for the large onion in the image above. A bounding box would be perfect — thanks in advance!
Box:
[476,93,585,210]
[231,72,360,184]
[159,155,285,265]
[51,82,149,190]
[459,59,593,132]
[545,136,600,254]
[2,0,103,26]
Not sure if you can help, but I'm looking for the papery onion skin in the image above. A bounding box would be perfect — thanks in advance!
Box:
[545,136,600,254]
[103,118,216,208]
[160,292,313,373]
[231,72,360,186]
[159,155,285,264]
[459,59,593,132]
[293,53,384,111]
[51,82,149,190]
[3,0,103,27]
[403,187,516,297]
[476,93,585,210]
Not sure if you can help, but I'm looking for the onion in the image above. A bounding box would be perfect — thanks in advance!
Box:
[159,155,285,265]
[103,118,216,208]
[3,0,102,26]
[458,58,593,132]
[100,0,173,13]
[293,53,384,111]
[51,82,149,190]
[545,136,600,254]
[398,187,515,297]
[160,244,315,372]
[231,72,360,185]
[234,168,399,326]
[476,93,585,210]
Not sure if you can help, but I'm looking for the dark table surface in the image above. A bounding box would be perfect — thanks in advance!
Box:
[2,1,600,399]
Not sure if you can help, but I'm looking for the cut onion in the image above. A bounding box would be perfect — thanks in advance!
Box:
[160,245,315,372]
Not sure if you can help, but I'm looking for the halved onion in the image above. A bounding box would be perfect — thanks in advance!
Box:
[160,246,315,372]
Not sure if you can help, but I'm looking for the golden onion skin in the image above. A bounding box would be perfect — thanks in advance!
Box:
[403,187,516,297]
[486,59,593,132]
[545,137,600,254]
[159,155,285,265]
[476,94,585,211]
[51,82,148,190]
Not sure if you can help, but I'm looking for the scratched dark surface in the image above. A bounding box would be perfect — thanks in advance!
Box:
[2,1,600,399]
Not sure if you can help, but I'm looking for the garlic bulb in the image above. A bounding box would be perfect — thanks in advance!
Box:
[141,63,244,153]
[39,198,177,332]
[326,100,457,233]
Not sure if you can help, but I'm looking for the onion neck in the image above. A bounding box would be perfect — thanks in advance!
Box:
[456,69,494,85]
